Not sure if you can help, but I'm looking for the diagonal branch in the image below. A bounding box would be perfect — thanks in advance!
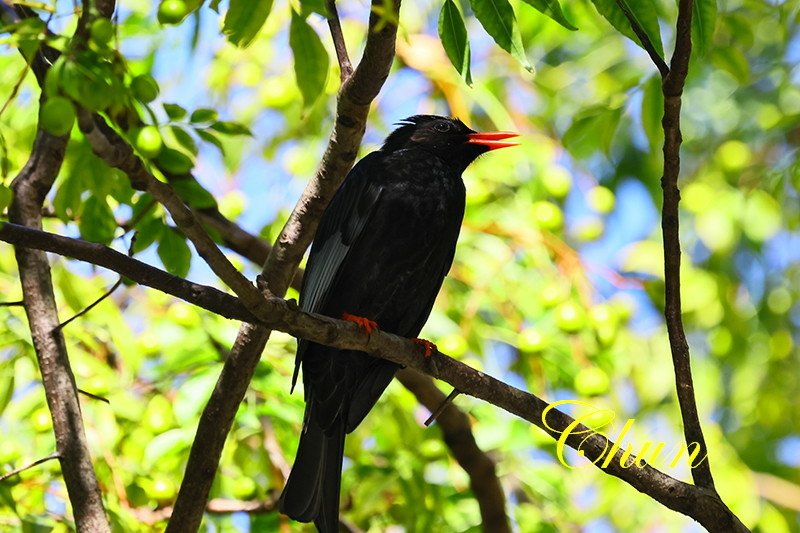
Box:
[397,370,510,533]
[327,0,353,81]
[659,0,717,492]
[614,0,669,77]
[167,1,402,530]
[5,225,748,532]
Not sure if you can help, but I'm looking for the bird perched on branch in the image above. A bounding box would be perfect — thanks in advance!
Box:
[279,115,518,531]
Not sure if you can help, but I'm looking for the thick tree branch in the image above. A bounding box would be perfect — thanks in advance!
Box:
[167,1,402,530]
[659,0,717,492]
[3,4,115,530]
[8,229,748,532]
[0,223,256,322]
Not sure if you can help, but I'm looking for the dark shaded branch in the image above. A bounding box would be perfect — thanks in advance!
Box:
[8,231,748,532]
[327,0,353,81]
[0,222,256,322]
[659,0,716,492]
[614,0,669,77]
[168,1,402,529]
[397,370,510,533]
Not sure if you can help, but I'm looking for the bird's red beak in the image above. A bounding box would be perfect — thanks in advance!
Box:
[466,131,520,150]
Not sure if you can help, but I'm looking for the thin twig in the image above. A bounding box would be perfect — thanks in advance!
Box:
[56,278,123,331]
[614,0,669,77]
[0,452,60,482]
[77,388,111,403]
[424,387,460,426]
[0,300,24,307]
[327,0,353,81]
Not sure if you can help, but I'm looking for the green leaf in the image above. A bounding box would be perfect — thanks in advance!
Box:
[469,0,532,72]
[519,0,577,31]
[156,148,194,175]
[0,364,14,417]
[209,121,252,136]
[562,105,623,158]
[289,12,330,108]
[132,217,165,253]
[189,108,218,123]
[0,184,12,214]
[79,194,117,244]
[170,126,198,156]
[299,0,328,17]
[711,46,749,84]
[163,103,187,120]
[589,0,664,58]
[438,0,473,85]
[223,0,274,48]
[641,74,663,150]
[171,178,218,209]
[196,129,226,155]
[692,0,717,57]
[157,228,192,278]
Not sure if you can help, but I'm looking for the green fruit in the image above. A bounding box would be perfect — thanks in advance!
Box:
[145,476,177,502]
[555,301,586,333]
[518,327,549,352]
[90,18,114,46]
[158,0,188,24]
[574,367,610,396]
[531,201,563,231]
[131,74,160,103]
[586,186,615,214]
[136,126,163,159]
[542,166,572,199]
[540,283,565,308]
[40,96,75,136]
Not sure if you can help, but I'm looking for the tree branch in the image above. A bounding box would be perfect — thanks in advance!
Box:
[167,1,402,529]
[397,369,510,533]
[7,230,749,532]
[659,0,717,492]
[614,0,669,77]
[327,0,353,81]
[0,222,256,322]
[3,4,114,529]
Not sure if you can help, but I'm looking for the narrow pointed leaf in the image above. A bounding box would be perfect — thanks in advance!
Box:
[692,0,717,56]
[223,0,274,48]
[438,0,473,85]
[519,0,577,31]
[469,0,533,72]
[289,12,330,109]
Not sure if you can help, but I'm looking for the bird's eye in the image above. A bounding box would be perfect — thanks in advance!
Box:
[433,122,451,133]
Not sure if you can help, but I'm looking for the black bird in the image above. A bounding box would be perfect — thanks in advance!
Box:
[279,115,518,531]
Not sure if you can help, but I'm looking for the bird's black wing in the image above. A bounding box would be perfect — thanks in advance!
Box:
[290,152,385,391]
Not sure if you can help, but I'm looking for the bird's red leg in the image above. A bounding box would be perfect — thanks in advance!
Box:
[341,312,379,337]
[411,338,437,357]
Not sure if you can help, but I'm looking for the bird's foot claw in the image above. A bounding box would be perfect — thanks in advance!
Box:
[342,312,379,337]
[412,338,437,358]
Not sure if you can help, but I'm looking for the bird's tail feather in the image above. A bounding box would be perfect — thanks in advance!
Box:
[279,409,345,533]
